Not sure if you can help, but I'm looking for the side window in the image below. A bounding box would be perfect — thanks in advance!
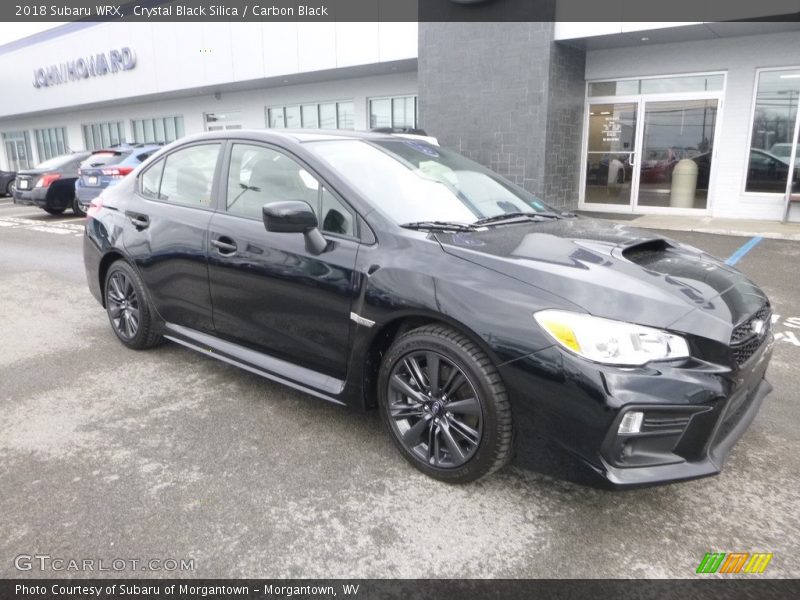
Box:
[158,144,221,206]
[140,159,164,199]
[225,143,355,237]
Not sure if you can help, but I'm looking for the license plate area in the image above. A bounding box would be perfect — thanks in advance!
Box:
[18,180,28,189]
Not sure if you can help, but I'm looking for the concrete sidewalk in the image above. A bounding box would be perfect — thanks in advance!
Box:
[580,212,800,241]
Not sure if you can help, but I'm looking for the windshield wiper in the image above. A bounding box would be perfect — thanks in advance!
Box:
[474,211,561,226]
[401,221,479,232]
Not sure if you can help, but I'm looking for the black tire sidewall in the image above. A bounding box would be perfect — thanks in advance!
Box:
[73,196,86,217]
[378,330,504,483]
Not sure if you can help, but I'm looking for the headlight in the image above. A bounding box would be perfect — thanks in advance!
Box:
[534,310,690,366]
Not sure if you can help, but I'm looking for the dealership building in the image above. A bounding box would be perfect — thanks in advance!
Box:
[1,19,798,221]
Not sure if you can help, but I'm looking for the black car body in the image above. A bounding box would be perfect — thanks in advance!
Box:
[0,169,16,196]
[14,151,91,215]
[83,130,773,487]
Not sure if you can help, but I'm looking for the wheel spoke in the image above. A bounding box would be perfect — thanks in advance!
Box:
[442,369,466,398]
[426,352,440,396]
[448,418,480,446]
[390,404,425,420]
[439,424,465,462]
[390,374,427,405]
[446,396,481,417]
[109,276,125,302]
[402,415,431,446]
[127,311,139,334]
[404,356,428,392]
[426,424,436,465]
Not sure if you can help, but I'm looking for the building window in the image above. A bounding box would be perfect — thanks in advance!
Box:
[82,121,126,151]
[588,75,725,97]
[34,127,69,161]
[369,95,417,129]
[746,68,800,194]
[2,130,33,171]
[131,116,185,144]
[266,101,355,130]
[204,111,242,131]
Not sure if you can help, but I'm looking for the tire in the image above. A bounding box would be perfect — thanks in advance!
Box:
[44,207,65,215]
[5,180,13,197]
[378,324,513,483]
[72,196,86,217]
[104,260,163,350]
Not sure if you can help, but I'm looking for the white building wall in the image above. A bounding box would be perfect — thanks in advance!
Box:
[585,30,800,221]
[0,70,418,169]
[0,21,418,118]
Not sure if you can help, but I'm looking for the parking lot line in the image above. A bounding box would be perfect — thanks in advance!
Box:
[725,236,763,266]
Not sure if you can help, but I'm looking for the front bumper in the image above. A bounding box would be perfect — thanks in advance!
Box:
[500,334,773,488]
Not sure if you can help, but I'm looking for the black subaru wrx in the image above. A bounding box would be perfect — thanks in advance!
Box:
[83,130,773,486]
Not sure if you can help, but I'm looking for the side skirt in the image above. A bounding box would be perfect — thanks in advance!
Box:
[163,323,347,407]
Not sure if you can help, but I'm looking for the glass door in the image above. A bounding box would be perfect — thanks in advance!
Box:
[3,134,32,171]
[636,99,718,210]
[584,102,638,207]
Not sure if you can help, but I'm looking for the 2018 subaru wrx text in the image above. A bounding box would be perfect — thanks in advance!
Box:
[83,130,773,486]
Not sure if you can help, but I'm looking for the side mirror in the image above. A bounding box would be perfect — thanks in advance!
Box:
[262,200,328,255]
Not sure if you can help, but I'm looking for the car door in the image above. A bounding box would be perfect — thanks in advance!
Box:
[206,141,360,379]
[123,142,223,333]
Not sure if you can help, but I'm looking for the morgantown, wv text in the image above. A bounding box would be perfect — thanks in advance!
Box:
[15,583,360,598]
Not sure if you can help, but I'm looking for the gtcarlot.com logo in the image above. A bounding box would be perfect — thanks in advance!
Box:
[14,554,195,572]
[696,552,773,574]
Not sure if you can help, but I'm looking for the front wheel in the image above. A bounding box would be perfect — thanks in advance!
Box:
[104,260,162,349]
[378,325,513,483]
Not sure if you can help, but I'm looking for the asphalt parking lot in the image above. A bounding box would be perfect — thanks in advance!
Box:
[1,197,798,579]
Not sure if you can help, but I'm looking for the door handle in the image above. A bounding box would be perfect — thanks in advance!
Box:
[211,237,238,255]
[125,211,150,230]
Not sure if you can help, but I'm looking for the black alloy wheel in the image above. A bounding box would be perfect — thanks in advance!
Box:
[378,325,513,483]
[104,261,162,349]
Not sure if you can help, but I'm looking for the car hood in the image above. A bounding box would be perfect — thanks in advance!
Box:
[434,218,768,343]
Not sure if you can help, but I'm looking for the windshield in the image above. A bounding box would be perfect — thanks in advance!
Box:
[306,139,555,224]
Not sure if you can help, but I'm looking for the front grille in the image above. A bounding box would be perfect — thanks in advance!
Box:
[730,303,771,366]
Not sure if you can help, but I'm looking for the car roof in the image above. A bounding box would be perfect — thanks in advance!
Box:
[172,129,405,145]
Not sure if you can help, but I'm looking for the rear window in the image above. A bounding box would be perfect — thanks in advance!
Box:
[35,155,75,170]
[81,151,126,168]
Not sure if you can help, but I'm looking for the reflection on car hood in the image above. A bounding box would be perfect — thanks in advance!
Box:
[434,218,767,340]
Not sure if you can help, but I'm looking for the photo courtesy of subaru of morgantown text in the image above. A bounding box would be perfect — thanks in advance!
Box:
[83,129,774,486]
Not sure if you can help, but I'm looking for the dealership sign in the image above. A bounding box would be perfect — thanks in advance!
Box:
[32,48,136,89]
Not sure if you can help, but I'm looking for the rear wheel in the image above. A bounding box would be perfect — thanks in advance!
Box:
[72,196,86,217]
[104,260,162,350]
[378,325,513,483]
[5,180,13,197]
[44,207,65,215]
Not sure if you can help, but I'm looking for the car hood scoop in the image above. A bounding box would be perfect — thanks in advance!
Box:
[434,218,767,339]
